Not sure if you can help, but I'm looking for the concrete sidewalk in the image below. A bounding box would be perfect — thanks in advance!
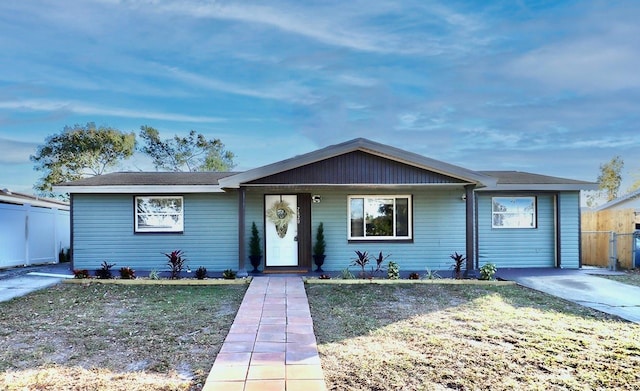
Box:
[497,268,640,323]
[0,263,73,303]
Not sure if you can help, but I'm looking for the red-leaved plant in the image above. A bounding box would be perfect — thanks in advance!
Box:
[165,250,186,279]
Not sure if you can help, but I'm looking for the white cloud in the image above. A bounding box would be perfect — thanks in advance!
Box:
[0,138,37,164]
[0,99,226,123]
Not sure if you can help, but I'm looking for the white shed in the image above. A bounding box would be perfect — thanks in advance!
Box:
[0,189,70,269]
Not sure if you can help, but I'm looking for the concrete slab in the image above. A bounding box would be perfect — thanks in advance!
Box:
[0,275,65,303]
[504,272,640,323]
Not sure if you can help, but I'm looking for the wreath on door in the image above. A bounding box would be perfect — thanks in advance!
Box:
[266,200,295,238]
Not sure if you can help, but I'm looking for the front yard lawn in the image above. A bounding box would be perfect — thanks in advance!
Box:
[0,283,246,390]
[599,269,640,287]
[307,283,640,390]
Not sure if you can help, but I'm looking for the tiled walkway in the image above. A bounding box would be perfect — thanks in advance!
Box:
[203,276,327,391]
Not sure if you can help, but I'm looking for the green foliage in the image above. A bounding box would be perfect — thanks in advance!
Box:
[95,261,115,279]
[313,222,326,256]
[195,266,208,280]
[249,222,262,257]
[408,272,420,280]
[340,268,355,280]
[387,261,400,280]
[450,252,466,279]
[597,155,624,202]
[222,269,237,280]
[139,126,235,172]
[119,267,136,279]
[165,250,186,279]
[30,122,135,198]
[58,248,68,263]
[423,268,441,280]
[148,270,160,280]
[479,263,497,280]
[73,269,90,279]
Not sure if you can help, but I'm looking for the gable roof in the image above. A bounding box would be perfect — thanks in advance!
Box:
[477,171,598,191]
[595,188,640,211]
[218,138,497,189]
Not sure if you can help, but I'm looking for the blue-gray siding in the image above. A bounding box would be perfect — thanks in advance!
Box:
[477,193,556,268]
[73,193,238,271]
[559,192,580,268]
[243,188,467,272]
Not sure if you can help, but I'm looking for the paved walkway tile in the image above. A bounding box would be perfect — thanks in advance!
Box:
[203,276,327,391]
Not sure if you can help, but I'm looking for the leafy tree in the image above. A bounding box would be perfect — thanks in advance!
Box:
[597,155,624,202]
[31,123,136,197]
[139,126,235,172]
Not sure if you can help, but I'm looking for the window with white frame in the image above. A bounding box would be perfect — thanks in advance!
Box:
[492,196,536,229]
[135,196,184,233]
[348,195,412,240]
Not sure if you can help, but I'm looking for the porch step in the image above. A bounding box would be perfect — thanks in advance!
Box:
[263,268,309,274]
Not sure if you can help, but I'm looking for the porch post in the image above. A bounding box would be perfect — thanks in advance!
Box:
[465,184,475,275]
[237,186,248,277]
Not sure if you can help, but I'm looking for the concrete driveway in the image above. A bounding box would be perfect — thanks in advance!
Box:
[0,263,73,303]
[497,268,640,323]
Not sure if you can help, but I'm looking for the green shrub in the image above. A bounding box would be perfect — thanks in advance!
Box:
[423,268,441,280]
[408,272,420,280]
[148,270,160,280]
[479,263,497,280]
[195,266,208,280]
[95,261,115,279]
[387,261,400,280]
[340,268,355,280]
[222,269,237,280]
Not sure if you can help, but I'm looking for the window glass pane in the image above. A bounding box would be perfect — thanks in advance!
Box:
[365,198,394,237]
[395,197,409,236]
[135,196,183,232]
[492,197,535,228]
[350,198,364,237]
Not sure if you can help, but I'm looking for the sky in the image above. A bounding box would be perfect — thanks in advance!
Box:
[1,0,639,196]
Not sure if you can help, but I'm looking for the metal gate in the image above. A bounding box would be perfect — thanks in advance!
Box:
[581,231,637,270]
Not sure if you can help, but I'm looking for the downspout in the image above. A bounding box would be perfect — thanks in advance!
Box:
[465,184,475,275]
[237,187,247,277]
[70,194,75,271]
[555,193,562,268]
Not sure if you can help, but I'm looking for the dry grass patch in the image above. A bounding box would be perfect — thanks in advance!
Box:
[307,284,640,390]
[599,270,640,287]
[0,283,247,390]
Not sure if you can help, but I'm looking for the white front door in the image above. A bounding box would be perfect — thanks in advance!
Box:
[265,195,299,267]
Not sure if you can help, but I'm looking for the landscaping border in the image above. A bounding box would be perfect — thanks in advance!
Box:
[304,278,515,285]
[64,277,252,286]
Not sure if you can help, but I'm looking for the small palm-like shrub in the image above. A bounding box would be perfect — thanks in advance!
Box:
[165,250,186,279]
[222,269,237,280]
[73,269,90,279]
[95,261,115,279]
[119,267,136,279]
[195,266,208,280]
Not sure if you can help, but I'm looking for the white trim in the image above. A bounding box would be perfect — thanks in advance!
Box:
[347,194,413,240]
[491,196,537,229]
[0,194,69,210]
[477,184,597,191]
[134,196,184,233]
[53,185,225,194]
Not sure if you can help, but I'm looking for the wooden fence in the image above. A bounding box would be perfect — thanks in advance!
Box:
[581,209,636,269]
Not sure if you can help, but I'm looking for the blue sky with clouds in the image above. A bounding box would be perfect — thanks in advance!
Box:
[1,0,639,194]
